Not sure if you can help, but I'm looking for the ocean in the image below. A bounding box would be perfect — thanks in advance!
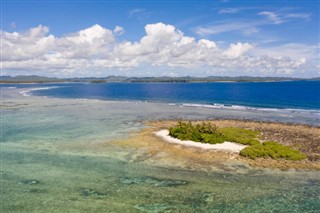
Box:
[1,82,320,212]
[10,80,320,110]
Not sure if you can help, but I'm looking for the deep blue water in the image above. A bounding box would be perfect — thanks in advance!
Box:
[2,81,320,110]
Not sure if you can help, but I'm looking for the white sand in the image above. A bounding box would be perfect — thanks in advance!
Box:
[155,130,248,153]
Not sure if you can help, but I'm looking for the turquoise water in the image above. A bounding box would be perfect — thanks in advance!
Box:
[1,88,320,212]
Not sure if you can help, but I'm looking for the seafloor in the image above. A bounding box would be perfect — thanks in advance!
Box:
[1,88,320,212]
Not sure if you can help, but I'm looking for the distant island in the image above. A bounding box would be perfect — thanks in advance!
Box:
[1,75,319,84]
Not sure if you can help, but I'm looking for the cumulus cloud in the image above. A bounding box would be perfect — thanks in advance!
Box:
[57,24,115,59]
[2,25,55,61]
[2,22,318,76]
[223,42,254,58]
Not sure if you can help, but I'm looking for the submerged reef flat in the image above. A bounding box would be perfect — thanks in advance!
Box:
[2,88,320,212]
[113,120,320,170]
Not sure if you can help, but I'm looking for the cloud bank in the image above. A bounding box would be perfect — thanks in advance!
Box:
[2,23,318,77]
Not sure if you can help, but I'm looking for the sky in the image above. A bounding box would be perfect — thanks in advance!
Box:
[1,0,320,77]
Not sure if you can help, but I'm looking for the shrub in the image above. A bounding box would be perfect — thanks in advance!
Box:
[240,141,306,160]
[169,122,224,144]
[218,127,260,145]
[168,122,306,161]
[169,122,259,145]
[200,133,227,144]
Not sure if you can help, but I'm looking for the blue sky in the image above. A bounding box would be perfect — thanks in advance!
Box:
[2,0,319,77]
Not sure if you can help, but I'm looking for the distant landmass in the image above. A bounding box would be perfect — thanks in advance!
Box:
[1,75,319,83]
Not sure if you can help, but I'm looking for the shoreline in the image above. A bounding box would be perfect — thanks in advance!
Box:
[155,129,248,152]
[113,119,320,170]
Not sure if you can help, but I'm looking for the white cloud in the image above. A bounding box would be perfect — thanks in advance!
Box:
[258,11,284,24]
[64,24,113,44]
[128,8,150,20]
[242,27,259,36]
[2,25,55,61]
[2,23,319,77]
[128,8,145,17]
[258,11,311,25]
[286,13,310,20]
[224,42,254,58]
[197,9,312,37]
[218,8,240,14]
[56,24,115,59]
[251,43,319,61]
[194,20,263,36]
[217,6,260,14]
[114,26,125,35]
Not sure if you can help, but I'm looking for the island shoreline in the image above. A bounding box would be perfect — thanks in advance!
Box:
[155,129,248,152]
[113,119,320,170]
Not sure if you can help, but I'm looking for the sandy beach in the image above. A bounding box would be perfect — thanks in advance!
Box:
[155,129,248,152]
[111,119,320,170]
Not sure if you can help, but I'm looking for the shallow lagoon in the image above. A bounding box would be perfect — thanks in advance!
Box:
[1,88,320,212]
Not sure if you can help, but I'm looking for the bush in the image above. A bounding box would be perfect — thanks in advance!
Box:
[201,133,227,144]
[169,122,306,161]
[240,141,306,160]
[218,127,260,145]
[169,122,224,144]
[169,122,259,145]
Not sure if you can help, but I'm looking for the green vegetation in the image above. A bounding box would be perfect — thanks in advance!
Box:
[169,122,260,145]
[90,80,106,83]
[169,122,306,161]
[219,127,260,145]
[240,141,306,160]
[169,122,224,144]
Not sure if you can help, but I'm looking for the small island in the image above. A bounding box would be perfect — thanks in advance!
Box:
[110,119,319,170]
[165,122,306,160]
